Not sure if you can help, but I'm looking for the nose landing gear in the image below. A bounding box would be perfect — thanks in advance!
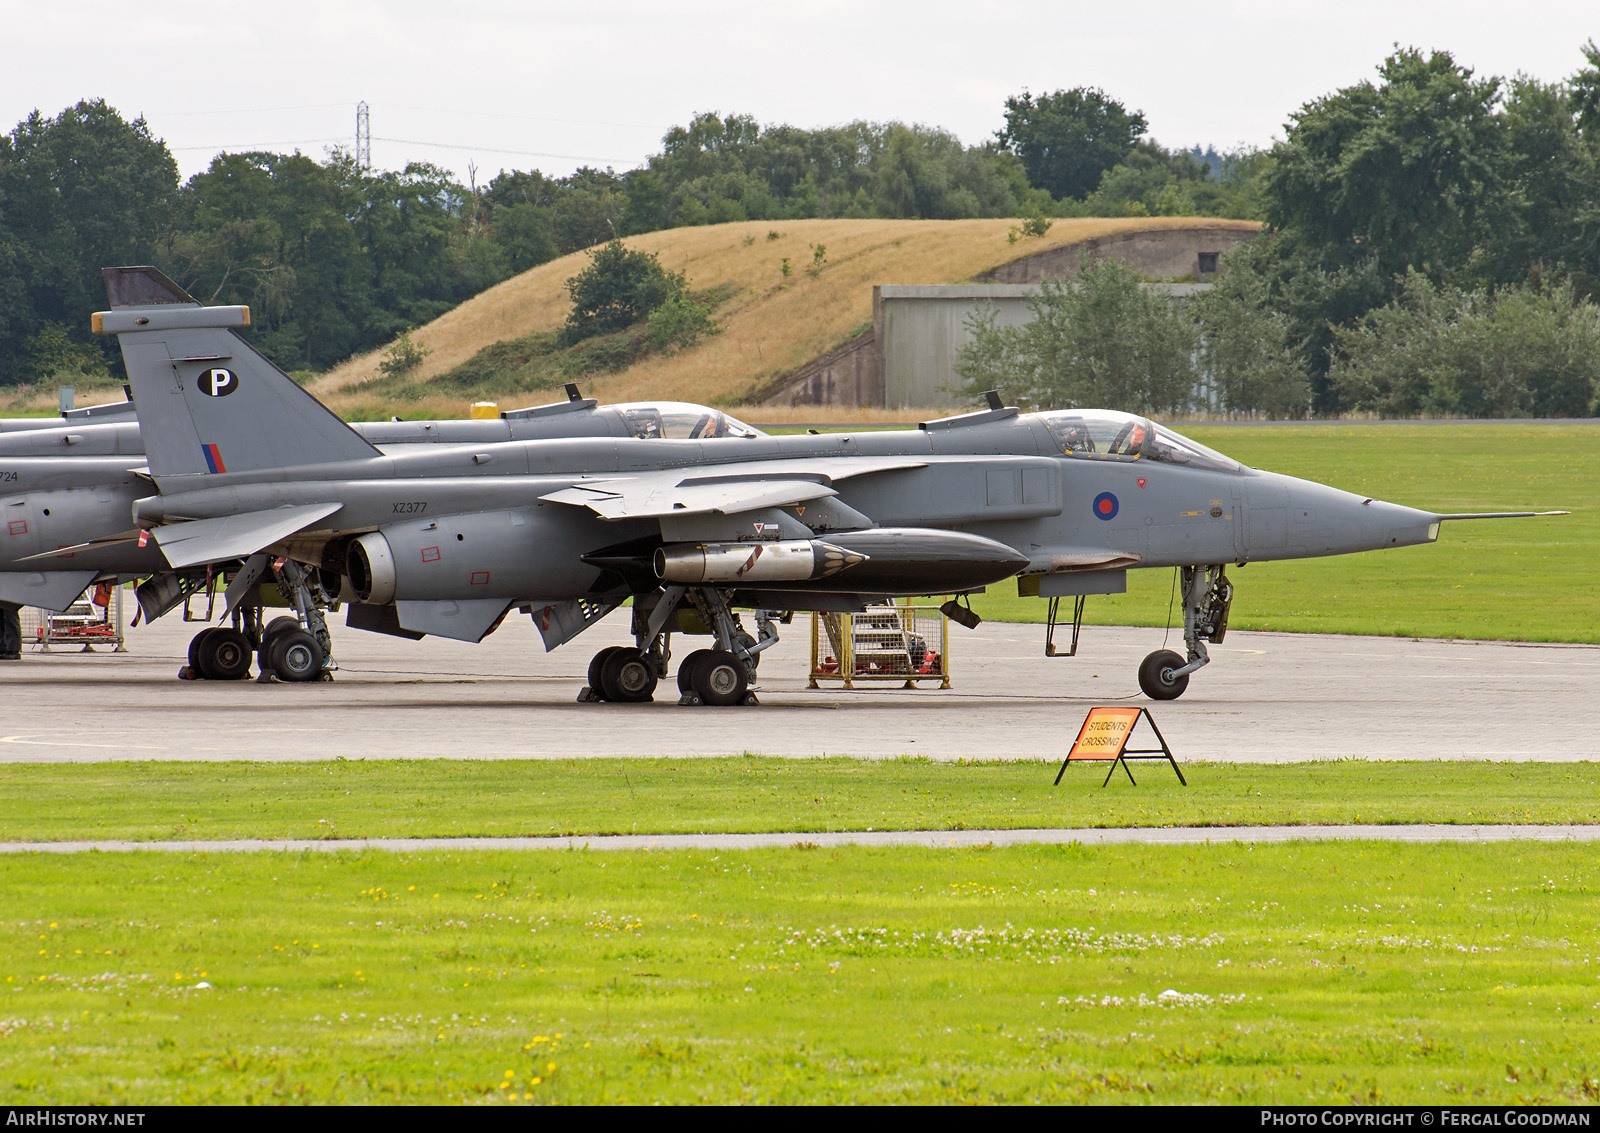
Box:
[1138,565,1232,700]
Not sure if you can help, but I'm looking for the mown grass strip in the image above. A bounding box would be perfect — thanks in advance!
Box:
[969,423,1600,642]
[3,843,1597,1104]
[2,758,1598,844]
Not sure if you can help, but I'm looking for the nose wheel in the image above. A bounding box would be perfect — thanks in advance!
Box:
[1135,565,1232,700]
[1138,649,1189,700]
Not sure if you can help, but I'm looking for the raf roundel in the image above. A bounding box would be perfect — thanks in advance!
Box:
[1091,491,1119,521]
[197,367,239,397]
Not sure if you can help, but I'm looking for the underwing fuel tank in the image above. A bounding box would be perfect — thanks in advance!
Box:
[656,540,866,584]
[654,528,1028,595]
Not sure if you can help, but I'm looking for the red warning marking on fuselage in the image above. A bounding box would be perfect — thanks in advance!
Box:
[1137,478,1147,489]
[421,546,441,562]
[6,520,25,536]
[470,571,490,586]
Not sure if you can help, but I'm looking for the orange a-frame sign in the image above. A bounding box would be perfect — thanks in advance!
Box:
[1055,706,1186,787]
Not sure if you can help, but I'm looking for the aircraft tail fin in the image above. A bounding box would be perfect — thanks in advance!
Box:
[102,266,199,308]
[94,266,378,477]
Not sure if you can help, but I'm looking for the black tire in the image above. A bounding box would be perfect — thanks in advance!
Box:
[261,615,300,645]
[587,646,625,700]
[1138,649,1190,701]
[693,649,748,707]
[0,601,23,659]
[268,629,324,682]
[677,649,714,695]
[601,647,657,703]
[198,628,253,681]
[188,628,218,674]
[258,616,301,668]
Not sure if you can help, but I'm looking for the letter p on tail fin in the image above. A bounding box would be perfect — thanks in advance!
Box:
[95,265,378,477]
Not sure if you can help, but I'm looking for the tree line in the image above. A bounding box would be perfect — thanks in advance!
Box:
[5,43,1600,419]
[0,93,1248,388]
[961,45,1600,418]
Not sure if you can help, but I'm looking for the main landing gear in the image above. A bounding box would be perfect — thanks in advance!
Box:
[1138,565,1232,701]
[580,586,779,707]
[179,558,340,683]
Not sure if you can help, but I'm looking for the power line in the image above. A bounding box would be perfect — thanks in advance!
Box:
[149,103,350,117]
[168,134,645,167]
[384,103,660,130]
[169,138,346,150]
[370,135,644,165]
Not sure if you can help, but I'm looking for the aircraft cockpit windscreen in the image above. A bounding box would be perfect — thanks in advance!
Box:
[616,402,766,440]
[1041,410,1238,472]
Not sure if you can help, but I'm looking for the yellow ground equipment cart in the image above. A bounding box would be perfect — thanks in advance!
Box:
[809,601,951,689]
[22,584,126,652]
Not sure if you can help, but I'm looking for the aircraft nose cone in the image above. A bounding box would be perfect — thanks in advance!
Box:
[1247,473,1439,560]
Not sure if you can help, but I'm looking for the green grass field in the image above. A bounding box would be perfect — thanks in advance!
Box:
[5,421,1595,1103]
[4,843,1598,1104]
[1,759,1598,843]
[949,423,1598,642]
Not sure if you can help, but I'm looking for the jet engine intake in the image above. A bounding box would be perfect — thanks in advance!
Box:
[347,532,397,604]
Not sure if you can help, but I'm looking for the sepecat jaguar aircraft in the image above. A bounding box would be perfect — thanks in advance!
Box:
[0,272,769,670]
[20,266,1563,702]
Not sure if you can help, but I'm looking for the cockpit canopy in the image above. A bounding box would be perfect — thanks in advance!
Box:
[1040,410,1238,472]
[613,402,765,440]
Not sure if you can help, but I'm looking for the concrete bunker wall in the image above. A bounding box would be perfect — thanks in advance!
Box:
[756,224,1257,410]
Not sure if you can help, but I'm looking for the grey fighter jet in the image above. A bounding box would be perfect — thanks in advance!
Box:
[0,270,771,671]
[0,399,767,676]
[0,391,765,458]
[0,389,769,674]
[81,268,1559,703]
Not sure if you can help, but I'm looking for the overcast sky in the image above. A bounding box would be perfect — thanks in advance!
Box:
[3,0,1595,185]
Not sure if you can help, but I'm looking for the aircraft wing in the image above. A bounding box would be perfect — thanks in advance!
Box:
[0,570,99,612]
[13,529,146,562]
[540,457,928,520]
[152,502,344,569]
[543,478,838,519]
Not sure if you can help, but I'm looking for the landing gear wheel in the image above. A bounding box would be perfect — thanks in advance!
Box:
[198,628,253,680]
[693,649,748,707]
[258,616,301,668]
[187,628,218,675]
[1138,649,1190,701]
[587,646,625,700]
[677,649,714,695]
[601,647,657,703]
[267,628,324,682]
